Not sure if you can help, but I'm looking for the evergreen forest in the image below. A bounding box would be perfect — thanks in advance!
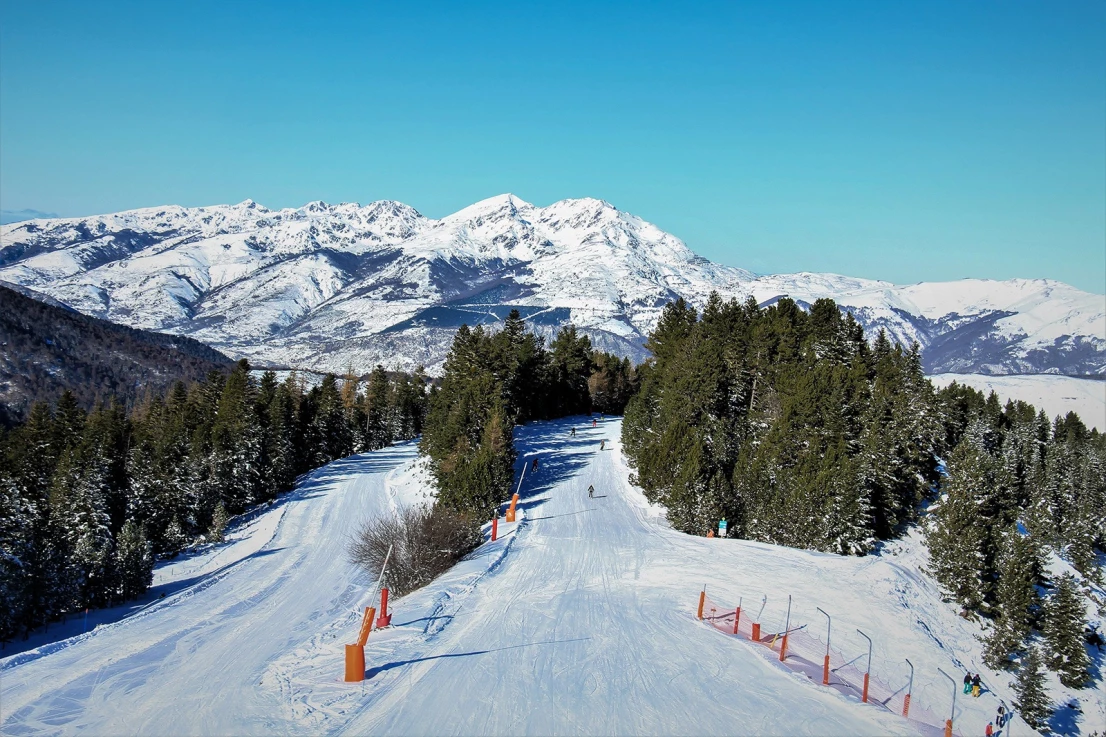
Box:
[0,360,428,643]
[621,293,1105,693]
[420,309,637,519]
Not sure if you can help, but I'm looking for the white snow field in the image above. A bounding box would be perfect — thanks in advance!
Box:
[929,373,1106,432]
[2,419,1095,735]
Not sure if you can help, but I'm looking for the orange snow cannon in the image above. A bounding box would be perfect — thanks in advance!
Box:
[344,606,376,682]
[344,644,365,682]
[505,493,519,523]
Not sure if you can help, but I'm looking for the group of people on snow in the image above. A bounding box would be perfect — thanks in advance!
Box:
[961,672,1014,737]
[963,671,983,697]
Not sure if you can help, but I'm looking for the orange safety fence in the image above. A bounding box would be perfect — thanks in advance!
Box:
[698,592,962,737]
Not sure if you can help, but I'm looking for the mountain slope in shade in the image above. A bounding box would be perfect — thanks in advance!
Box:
[1,195,1102,375]
[0,283,233,425]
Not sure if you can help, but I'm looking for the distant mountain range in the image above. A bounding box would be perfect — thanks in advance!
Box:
[0,283,232,425]
[1,195,1102,376]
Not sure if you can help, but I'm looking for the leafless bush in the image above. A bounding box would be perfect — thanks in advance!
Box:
[349,504,483,596]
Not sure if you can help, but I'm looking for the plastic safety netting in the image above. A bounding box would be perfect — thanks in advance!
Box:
[698,592,961,737]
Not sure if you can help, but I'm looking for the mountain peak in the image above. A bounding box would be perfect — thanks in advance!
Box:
[442,193,534,224]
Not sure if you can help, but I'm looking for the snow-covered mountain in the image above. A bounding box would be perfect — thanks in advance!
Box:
[1,195,1102,375]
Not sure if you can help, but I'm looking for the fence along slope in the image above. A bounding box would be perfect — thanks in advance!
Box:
[699,591,961,737]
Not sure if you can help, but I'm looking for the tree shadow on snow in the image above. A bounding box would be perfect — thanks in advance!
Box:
[1049,699,1083,736]
[364,637,592,680]
[527,509,595,521]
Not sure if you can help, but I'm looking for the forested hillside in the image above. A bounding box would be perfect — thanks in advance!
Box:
[0,284,232,426]
[421,309,636,518]
[620,292,1105,711]
[0,360,428,642]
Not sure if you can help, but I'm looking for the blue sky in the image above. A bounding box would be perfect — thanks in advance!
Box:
[2,1,1104,292]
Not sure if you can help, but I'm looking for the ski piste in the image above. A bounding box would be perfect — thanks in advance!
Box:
[0,418,1067,735]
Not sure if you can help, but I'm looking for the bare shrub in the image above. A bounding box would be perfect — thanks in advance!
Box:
[349,504,483,596]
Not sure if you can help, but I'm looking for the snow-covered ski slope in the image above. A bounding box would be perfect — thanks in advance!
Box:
[2,419,1082,735]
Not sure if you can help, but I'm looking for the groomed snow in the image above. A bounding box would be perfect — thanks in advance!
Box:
[929,374,1106,432]
[3,419,1099,735]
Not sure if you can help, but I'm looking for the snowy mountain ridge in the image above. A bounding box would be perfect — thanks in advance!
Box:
[1,195,1102,375]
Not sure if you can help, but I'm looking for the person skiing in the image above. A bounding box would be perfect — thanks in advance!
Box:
[971,673,982,697]
[963,672,972,694]
[599,440,605,451]
[996,704,1006,728]
[592,418,597,428]
[531,458,539,472]
[985,722,993,737]
[588,484,594,498]
[570,427,576,437]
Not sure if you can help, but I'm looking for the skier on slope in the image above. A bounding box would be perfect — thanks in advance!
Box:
[600,440,605,451]
[971,673,982,697]
[985,722,993,737]
[963,672,972,694]
[588,484,594,498]
[570,427,576,437]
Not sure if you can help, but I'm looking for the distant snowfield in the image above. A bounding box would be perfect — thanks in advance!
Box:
[3,419,1102,735]
[929,373,1106,431]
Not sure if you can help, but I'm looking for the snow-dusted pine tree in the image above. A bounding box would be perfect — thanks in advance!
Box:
[1042,573,1090,688]
[1014,645,1052,730]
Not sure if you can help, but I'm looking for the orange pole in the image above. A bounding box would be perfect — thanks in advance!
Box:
[903,693,911,718]
[491,517,498,541]
[779,633,788,661]
[862,672,870,703]
[733,607,741,635]
[697,591,705,620]
[751,622,761,641]
[822,655,830,685]
[944,719,953,737]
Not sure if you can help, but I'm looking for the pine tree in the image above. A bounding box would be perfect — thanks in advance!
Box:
[209,359,263,515]
[208,502,229,544]
[926,443,990,612]
[984,531,1042,669]
[0,467,34,642]
[163,517,188,554]
[1042,573,1090,688]
[53,452,116,609]
[1014,645,1052,731]
[115,519,153,601]
[363,365,392,450]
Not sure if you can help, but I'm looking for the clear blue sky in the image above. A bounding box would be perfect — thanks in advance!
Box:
[2,1,1104,292]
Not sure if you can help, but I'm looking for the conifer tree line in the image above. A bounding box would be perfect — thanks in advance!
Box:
[620,292,1104,698]
[622,294,940,553]
[0,359,429,643]
[421,309,637,519]
[932,385,1104,691]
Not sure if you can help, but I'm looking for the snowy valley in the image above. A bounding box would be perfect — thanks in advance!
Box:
[5,418,1100,736]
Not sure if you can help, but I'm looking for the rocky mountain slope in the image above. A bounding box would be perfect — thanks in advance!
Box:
[1,195,1102,375]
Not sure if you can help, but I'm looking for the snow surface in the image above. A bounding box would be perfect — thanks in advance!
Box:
[2,196,1101,376]
[929,374,1106,431]
[6,418,1097,735]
